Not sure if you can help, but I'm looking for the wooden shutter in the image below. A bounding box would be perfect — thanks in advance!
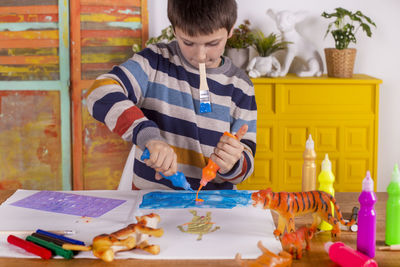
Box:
[70,0,148,189]
[0,0,71,190]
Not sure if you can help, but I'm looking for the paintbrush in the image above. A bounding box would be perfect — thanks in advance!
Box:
[378,244,400,251]
[199,63,212,113]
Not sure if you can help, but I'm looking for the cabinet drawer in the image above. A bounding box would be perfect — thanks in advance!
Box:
[254,83,275,115]
[278,83,376,114]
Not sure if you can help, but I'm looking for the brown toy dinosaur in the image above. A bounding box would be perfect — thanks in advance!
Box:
[63,213,164,262]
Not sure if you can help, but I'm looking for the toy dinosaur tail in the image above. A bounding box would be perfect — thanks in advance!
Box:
[328,193,356,226]
[62,244,92,251]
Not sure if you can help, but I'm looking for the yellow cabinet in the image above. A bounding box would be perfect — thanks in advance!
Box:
[237,74,381,192]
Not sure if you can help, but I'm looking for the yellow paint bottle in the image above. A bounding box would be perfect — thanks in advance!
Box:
[318,154,335,231]
[302,134,316,191]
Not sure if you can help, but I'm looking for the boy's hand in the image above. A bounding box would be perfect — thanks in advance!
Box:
[144,140,178,180]
[210,124,248,174]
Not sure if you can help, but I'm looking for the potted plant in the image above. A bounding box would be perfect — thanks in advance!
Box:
[225,20,254,69]
[145,25,175,46]
[132,25,175,53]
[322,7,376,78]
[246,30,289,78]
[146,25,175,46]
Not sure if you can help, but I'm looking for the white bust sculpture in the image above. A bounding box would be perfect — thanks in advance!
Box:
[267,9,323,77]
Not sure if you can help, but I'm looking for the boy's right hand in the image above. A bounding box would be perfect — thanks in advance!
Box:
[143,140,178,180]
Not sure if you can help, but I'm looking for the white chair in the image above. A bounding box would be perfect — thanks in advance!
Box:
[117,145,135,191]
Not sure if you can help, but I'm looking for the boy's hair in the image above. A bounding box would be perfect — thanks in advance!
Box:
[167,0,237,36]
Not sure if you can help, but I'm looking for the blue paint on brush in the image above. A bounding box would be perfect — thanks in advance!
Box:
[139,190,253,209]
[200,102,212,113]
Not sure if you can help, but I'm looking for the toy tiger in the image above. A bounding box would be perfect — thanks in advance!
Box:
[251,188,355,237]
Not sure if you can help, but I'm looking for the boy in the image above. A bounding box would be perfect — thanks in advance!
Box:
[86,0,257,190]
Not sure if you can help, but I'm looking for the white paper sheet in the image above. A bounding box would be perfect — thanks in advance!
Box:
[0,189,281,260]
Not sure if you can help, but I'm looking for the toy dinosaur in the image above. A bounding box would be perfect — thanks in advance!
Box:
[177,210,220,240]
[251,188,356,237]
[280,226,313,259]
[64,213,163,262]
[235,241,292,267]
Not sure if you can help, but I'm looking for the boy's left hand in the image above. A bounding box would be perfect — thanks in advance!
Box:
[210,124,248,174]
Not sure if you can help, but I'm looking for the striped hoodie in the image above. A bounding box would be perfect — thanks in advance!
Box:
[86,41,257,190]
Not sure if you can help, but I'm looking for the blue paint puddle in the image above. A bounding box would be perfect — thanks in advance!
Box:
[139,190,253,209]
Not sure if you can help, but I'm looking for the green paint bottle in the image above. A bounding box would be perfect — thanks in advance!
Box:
[386,164,400,245]
[318,154,335,231]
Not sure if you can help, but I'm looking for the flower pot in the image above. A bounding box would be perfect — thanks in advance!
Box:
[247,56,281,78]
[324,48,356,78]
[226,48,249,70]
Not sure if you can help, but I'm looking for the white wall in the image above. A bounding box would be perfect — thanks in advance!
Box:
[148,0,400,192]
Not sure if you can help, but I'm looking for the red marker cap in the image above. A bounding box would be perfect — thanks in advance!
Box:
[7,235,52,259]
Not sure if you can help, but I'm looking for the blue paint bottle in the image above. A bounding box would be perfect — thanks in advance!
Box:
[141,148,193,191]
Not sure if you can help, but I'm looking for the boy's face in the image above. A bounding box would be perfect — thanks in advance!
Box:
[174,27,233,69]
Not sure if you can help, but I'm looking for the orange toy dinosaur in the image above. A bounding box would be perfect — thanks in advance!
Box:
[235,241,292,267]
[64,213,164,262]
[251,188,355,237]
[280,226,313,259]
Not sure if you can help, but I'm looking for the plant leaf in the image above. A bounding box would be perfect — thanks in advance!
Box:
[322,7,376,49]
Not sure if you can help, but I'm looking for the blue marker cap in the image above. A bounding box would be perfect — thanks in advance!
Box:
[36,229,85,246]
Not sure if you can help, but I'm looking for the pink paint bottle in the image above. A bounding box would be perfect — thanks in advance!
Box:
[325,241,378,267]
[357,171,377,258]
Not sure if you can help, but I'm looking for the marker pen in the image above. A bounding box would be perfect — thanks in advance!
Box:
[7,235,52,259]
[26,235,73,259]
[36,229,85,246]
[32,232,66,247]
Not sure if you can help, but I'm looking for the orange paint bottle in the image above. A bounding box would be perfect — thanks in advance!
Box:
[196,132,237,202]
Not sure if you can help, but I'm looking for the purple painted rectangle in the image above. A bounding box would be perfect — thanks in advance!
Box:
[10,191,126,218]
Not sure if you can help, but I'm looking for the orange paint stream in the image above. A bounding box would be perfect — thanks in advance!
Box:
[195,184,204,202]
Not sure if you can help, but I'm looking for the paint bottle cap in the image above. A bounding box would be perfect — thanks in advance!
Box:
[392,164,400,182]
[350,224,358,232]
[362,171,374,192]
[306,134,314,150]
[321,154,332,171]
